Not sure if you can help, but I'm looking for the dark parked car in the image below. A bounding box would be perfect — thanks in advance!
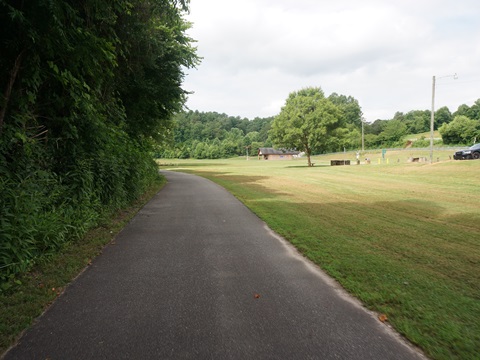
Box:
[453,143,480,160]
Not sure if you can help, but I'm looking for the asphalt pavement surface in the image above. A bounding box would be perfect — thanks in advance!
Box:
[3,171,426,359]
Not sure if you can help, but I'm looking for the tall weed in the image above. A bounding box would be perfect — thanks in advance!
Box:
[0,135,159,287]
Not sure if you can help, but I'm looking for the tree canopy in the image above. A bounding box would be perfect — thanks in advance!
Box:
[269,87,345,167]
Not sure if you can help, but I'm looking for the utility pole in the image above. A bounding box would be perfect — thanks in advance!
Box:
[430,76,436,163]
[361,117,365,152]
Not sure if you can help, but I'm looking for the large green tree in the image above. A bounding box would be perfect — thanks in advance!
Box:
[0,0,199,281]
[270,87,343,167]
[435,106,453,127]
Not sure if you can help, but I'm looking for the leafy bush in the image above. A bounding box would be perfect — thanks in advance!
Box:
[0,134,159,286]
[439,115,480,145]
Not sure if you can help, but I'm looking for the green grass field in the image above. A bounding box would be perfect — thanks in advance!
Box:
[159,150,479,360]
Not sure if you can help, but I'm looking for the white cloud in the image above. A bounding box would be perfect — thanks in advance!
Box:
[183,0,480,121]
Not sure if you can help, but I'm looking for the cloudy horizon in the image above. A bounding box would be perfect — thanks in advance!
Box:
[182,0,480,122]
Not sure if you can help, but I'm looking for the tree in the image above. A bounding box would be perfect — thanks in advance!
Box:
[467,99,480,120]
[379,119,407,145]
[403,110,431,134]
[221,128,244,156]
[328,93,362,127]
[454,104,471,118]
[365,119,388,135]
[244,131,260,145]
[114,1,200,141]
[327,93,363,151]
[270,87,343,167]
[342,124,361,149]
[439,115,480,145]
[435,106,452,127]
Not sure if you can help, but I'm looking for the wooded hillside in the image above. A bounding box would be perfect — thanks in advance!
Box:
[158,111,273,159]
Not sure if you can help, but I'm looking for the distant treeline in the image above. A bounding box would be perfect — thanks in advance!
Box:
[159,99,480,159]
[157,111,274,159]
[366,100,480,147]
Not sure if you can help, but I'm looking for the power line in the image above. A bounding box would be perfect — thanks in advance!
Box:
[437,79,480,86]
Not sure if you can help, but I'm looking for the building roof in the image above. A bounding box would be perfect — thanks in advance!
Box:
[258,148,300,155]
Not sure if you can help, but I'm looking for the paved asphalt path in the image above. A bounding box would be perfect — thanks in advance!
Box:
[4,171,426,360]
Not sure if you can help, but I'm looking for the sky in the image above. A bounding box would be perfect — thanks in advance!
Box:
[182,0,480,122]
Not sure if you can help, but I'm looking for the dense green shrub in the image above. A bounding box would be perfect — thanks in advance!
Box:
[0,134,159,284]
[439,115,480,145]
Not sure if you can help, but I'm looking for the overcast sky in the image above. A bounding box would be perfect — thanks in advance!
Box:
[182,0,480,122]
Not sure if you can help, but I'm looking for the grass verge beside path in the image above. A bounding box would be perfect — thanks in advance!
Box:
[162,155,480,360]
[0,177,166,356]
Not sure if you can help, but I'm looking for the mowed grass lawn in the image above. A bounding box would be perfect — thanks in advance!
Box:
[160,150,479,360]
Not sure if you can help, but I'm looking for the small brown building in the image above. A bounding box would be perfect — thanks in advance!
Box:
[258,147,300,160]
